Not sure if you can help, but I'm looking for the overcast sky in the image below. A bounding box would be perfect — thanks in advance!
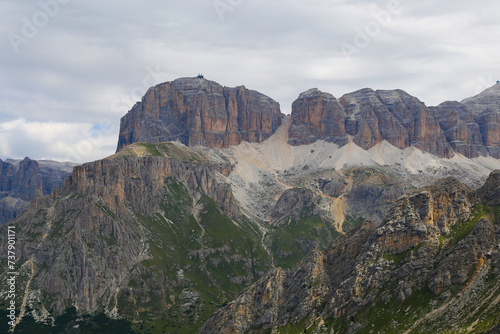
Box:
[1,0,500,163]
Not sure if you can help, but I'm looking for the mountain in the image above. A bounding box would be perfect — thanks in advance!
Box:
[200,171,500,333]
[0,144,279,333]
[1,79,500,333]
[116,77,283,151]
[289,83,500,159]
[0,157,77,224]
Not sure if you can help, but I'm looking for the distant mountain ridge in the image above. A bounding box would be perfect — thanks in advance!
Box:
[0,157,77,224]
[117,78,500,159]
[289,84,500,159]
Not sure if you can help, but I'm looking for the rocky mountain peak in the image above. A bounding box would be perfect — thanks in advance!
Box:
[289,87,453,157]
[288,84,500,159]
[462,82,500,109]
[116,77,282,151]
[297,88,335,100]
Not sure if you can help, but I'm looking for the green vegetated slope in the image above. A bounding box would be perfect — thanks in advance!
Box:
[0,148,273,334]
[2,140,498,334]
[199,173,500,334]
[122,179,272,333]
[266,187,343,269]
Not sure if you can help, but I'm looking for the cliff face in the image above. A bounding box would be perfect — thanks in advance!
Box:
[289,88,453,158]
[117,78,499,159]
[289,84,500,159]
[0,143,273,333]
[116,77,283,151]
[429,82,500,158]
[0,157,75,224]
[201,171,500,333]
[1,78,500,333]
[1,157,42,201]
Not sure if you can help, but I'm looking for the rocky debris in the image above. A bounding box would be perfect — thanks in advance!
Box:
[116,77,282,151]
[268,188,319,225]
[201,170,500,333]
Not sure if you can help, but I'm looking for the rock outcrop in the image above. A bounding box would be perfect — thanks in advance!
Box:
[430,83,500,158]
[289,84,500,159]
[201,170,500,333]
[2,77,500,334]
[289,88,453,158]
[0,143,273,333]
[1,157,42,201]
[0,157,75,224]
[116,78,499,159]
[116,77,283,151]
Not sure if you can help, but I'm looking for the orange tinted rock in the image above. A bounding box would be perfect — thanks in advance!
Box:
[117,77,282,151]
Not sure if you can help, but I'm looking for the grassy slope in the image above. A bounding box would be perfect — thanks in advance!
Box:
[125,178,272,333]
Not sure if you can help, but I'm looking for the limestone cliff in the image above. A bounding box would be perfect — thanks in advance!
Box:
[432,82,500,158]
[116,77,283,151]
[289,88,453,158]
[0,143,273,333]
[289,84,500,159]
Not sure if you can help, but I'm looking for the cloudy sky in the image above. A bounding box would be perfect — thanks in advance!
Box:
[1,0,499,163]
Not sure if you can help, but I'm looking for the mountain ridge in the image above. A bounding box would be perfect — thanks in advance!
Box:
[0,157,77,224]
[117,77,500,160]
[1,78,500,333]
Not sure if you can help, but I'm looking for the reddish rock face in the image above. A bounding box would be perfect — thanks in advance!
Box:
[289,88,453,157]
[430,82,500,158]
[117,78,499,159]
[288,85,500,158]
[288,88,348,146]
[116,77,282,151]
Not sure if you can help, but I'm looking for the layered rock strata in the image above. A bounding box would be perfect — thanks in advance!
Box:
[289,84,500,158]
[117,77,283,151]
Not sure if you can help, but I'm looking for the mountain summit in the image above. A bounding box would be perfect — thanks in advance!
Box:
[116,77,283,151]
[117,79,500,159]
[289,85,500,159]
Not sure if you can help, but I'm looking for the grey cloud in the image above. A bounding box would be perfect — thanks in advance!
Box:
[1,0,500,161]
